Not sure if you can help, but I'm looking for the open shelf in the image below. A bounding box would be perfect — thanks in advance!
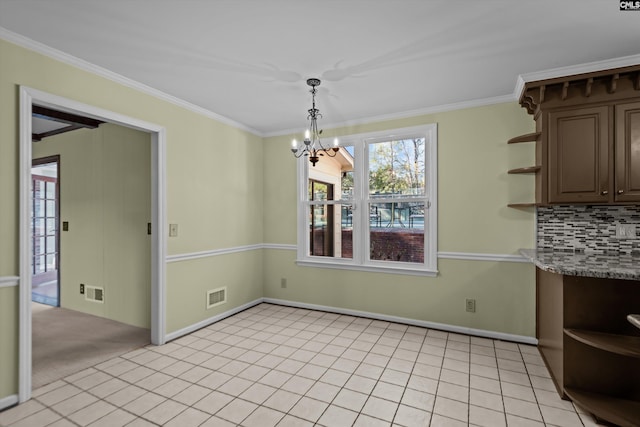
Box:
[564,329,640,358]
[507,203,538,208]
[507,131,541,144]
[508,165,541,174]
[564,387,640,427]
[629,314,640,331]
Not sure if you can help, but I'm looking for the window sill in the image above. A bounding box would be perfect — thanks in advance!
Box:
[295,259,438,277]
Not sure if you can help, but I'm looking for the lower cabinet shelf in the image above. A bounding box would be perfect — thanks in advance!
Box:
[537,270,640,427]
[564,387,640,427]
[564,328,640,358]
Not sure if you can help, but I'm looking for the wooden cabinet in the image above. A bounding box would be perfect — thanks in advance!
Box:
[616,101,640,202]
[511,65,640,207]
[547,102,640,204]
[548,106,610,204]
[537,269,640,426]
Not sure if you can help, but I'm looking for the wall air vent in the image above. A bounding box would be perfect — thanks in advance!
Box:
[85,286,104,303]
[206,287,226,309]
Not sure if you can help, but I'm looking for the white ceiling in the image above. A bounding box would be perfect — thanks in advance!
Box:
[1,1,639,136]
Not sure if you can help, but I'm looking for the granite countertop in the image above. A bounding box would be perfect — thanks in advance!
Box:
[520,248,640,281]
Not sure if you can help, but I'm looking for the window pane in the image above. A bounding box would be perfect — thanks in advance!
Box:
[340,204,353,259]
[407,202,425,230]
[310,204,332,256]
[34,218,45,236]
[47,235,56,253]
[46,218,56,234]
[309,180,333,201]
[34,198,44,218]
[33,180,44,197]
[369,202,424,263]
[34,255,45,274]
[46,254,56,271]
[46,181,56,198]
[34,237,45,255]
[342,204,353,228]
[369,138,425,197]
[341,170,354,200]
[309,203,352,259]
[46,200,56,217]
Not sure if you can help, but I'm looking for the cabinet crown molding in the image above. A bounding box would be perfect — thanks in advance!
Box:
[519,65,640,115]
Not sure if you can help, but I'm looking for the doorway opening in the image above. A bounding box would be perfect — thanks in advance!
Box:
[31,156,60,307]
[19,86,167,403]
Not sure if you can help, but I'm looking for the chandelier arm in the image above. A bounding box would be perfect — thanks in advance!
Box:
[292,149,307,158]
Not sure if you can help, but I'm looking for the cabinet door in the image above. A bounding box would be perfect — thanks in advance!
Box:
[548,106,610,204]
[615,101,640,202]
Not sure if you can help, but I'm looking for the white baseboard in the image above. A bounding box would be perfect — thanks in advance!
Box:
[163,296,537,346]
[263,298,538,345]
[164,298,264,342]
[0,394,19,412]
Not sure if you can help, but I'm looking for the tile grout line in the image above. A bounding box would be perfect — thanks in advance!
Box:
[4,303,600,427]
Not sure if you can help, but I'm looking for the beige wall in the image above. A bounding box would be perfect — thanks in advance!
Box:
[32,124,152,328]
[0,287,18,399]
[0,38,264,400]
[262,102,537,337]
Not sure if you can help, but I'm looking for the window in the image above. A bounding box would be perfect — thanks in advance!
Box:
[296,124,437,275]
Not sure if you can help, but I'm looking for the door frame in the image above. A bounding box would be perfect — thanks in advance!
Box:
[19,86,167,402]
[31,155,61,307]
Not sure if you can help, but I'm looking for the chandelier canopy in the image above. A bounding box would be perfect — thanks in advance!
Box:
[291,78,339,166]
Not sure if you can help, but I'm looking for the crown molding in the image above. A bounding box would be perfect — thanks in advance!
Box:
[0,26,262,137]
[514,53,640,99]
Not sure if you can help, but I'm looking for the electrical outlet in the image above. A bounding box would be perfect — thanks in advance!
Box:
[80,283,85,294]
[616,224,636,239]
[281,278,287,288]
[466,298,476,313]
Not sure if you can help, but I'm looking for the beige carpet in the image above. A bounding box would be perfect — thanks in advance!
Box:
[32,303,150,389]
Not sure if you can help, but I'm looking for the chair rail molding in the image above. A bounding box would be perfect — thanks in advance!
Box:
[165,245,528,263]
[0,276,19,288]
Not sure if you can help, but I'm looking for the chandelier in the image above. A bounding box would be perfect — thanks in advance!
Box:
[291,78,339,167]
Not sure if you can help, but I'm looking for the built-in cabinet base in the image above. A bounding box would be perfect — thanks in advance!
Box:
[536,269,640,426]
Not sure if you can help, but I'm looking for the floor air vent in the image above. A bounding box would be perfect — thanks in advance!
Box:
[85,286,104,303]
[206,287,226,309]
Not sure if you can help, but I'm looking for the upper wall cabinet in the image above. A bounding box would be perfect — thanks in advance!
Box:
[548,105,610,204]
[514,66,640,206]
[616,101,640,202]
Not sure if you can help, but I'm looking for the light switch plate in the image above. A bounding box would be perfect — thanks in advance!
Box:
[169,223,178,237]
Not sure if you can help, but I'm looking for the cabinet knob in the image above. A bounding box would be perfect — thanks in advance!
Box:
[618,189,625,195]
[601,190,609,195]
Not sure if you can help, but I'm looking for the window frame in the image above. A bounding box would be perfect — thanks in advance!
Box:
[296,124,438,276]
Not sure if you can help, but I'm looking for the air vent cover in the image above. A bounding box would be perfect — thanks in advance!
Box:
[206,287,226,309]
[85,286,104,303]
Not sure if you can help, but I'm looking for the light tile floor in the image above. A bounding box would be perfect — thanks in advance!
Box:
[0,303,606,426]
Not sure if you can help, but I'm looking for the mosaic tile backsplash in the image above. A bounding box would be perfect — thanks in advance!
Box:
[537,205,640,254]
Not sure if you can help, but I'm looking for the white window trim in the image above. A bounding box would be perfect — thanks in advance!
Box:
[296,124,438,276]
